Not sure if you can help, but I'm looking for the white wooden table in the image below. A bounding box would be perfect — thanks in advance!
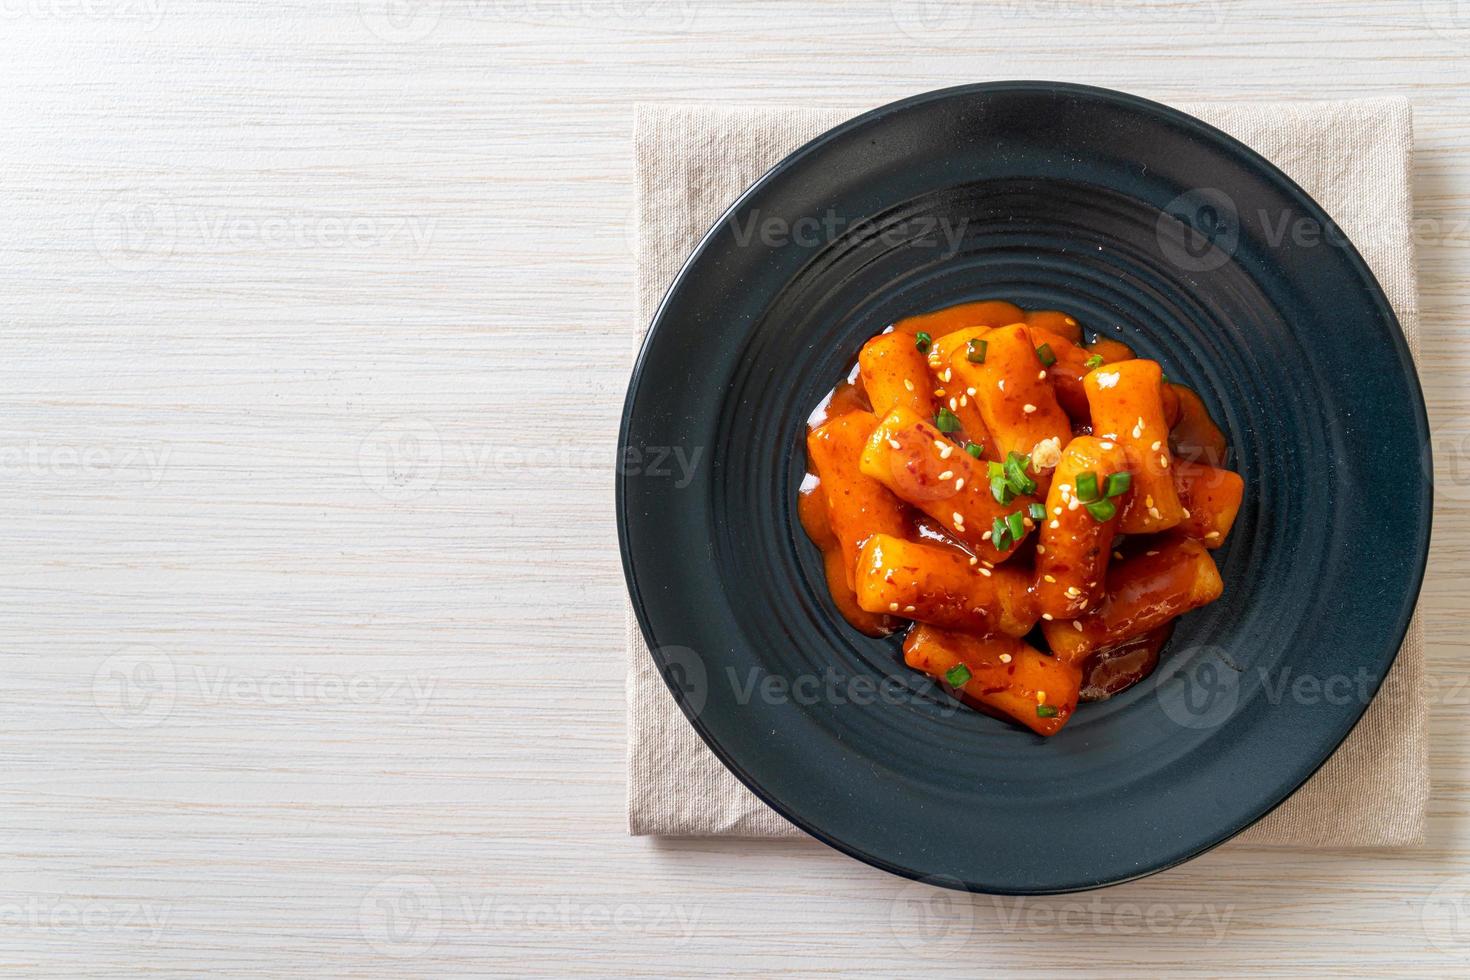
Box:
[1,2,1468,975]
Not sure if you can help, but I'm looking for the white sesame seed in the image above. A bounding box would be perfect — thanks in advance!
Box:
[888,602,899,612]
[1149,507,1162,520]
[1041,613,1053,620]
[999,652,1012,663]
[1067,497,1080,511]
[969,555,978,565]
[1037,370,1046,380]
[1023,403,1037,414]
[1073,620,1083,632]
[954,478,965,491]
[1206,531,1221,539]
[1065,586,1080,598]
[1146,550,1159,556]
[938,470,954,481]
[949,397,958,411]
[966,387,977,397]
[903,379,914,391]
[952,512,964,525]
[904,604,916,613]
[1035,545,1046,554]
[1049,519,1060,529]
[1145,495,1154,508]
[1036,690,1047,705]
[1151,440,1161,451]
[939,444,953,459]
[1099,440,1115,450]
[942,369,952,383]
[1158,454,1169,468]
[981,530,992,541]
[1064,317,1076,326]
[1113,551,1123,560]
[1043,574,1056,583]
[998,379,1006,391]
[979,567,992,578]
[888,438,902,450]
[934,439,949,452]
[959,395,968,407]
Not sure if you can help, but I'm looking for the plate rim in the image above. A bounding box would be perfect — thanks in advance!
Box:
[616,80,1433,894]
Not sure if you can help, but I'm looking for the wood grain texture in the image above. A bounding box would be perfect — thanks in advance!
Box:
[0,1,1467,975]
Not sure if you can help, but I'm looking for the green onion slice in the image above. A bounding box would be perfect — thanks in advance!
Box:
[945,663,972,687]
[1028,502,1046,520]
[1084,353,1104,369]
[1003,452,1036,495]
[915,331,932,354]
[1035,343,1056,367]
[1075,471,1099,502]
[991,516,1011,551]
[935,407,960,433]
[1086,498,1118,522]
[966,338,988,363]
[1104,471,1132,498]
[965,442,984,459]
[990,477,1013,506]
[1005,510,1026,541]
[1036,704,1059,718]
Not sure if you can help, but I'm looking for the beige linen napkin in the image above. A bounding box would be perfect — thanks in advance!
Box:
[627,97,1426,846]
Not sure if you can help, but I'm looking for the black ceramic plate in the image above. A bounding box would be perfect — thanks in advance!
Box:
[617,82,1431,894]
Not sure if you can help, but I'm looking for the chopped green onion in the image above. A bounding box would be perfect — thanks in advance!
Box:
[1075,471,1100,502]
[1028,502,1046,520]
[1005,510,1026,541]
[945,663,972,687]
[935,407,960,433]
[1104,471,1132,498]
[1086,498,1118,522]
[1003,452,1036,495]
[1036,704,1059,718]
[990,476,1014,506]
[991,516,1011,551]
[1084,353,1104,369]
[965,442,984,459]
[966,338,988,364]
[987,461,1004,480]
[915,331,933,354]
[1035,343,1056,367]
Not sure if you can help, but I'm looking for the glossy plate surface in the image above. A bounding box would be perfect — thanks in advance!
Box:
[617,82,1431,894]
